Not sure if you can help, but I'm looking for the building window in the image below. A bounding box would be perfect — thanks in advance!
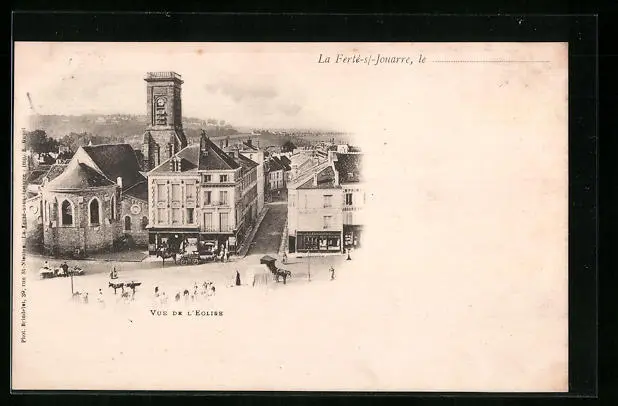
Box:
[141,216,148,230]
[186,183,196,200]
[171,208,181,224]
[89,198,100,225]
[220,212,229,231]
[220,174,228,183]
[323,215,332,229]
[186,208,194,224]
[323,195,332,208]
[220,190,228,205]
[111,194,117,220]
[204,191,212,205]
[157,208,166,224]
[203,174,212,183]
[171,183,181,202]
[345,193,353,206]
[61,200,73,226]
[157,184,167,201]
[204,212,212,230]
[124,216,132,231]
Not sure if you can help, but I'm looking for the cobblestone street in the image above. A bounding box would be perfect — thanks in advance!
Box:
[246,201,287,255]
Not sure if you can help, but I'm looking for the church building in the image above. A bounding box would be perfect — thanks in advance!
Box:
[40,144,148,256]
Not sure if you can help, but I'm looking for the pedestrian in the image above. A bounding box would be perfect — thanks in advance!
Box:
[235,270,241,286]
[82,292,89,304]
[330,266,335,281]
[154,286,160,297]
[44,260,49,269]
[282,252,287,264]
[97,288,105,306]
[61,261,69,274]
[175,292,181,302]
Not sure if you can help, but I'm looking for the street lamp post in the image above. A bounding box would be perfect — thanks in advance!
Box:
[307,249,311,282]
[70,272,74,295]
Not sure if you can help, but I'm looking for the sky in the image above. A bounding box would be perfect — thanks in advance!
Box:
[14,42,376,131]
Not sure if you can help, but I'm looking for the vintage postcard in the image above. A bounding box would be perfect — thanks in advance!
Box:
[12,42,568,392]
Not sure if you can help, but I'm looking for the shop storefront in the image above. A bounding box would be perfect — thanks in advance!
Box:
[147,228,200,254]
[296,231,343,253]
[343,225,363,250]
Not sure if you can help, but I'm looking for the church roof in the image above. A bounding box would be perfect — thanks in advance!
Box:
[124,180,148,201]
[81,144,146,191]
[45,163,116,191]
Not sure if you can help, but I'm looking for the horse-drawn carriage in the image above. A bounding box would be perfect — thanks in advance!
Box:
[260,255,291,284]
[39,264,85,279]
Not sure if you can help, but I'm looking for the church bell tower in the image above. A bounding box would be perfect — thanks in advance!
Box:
[142,71,188,170]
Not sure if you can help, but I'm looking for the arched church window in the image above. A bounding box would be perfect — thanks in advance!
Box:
[89,198,100,225]
[111,194,117,220]
[61,200,73,226]
[124,216,132,231]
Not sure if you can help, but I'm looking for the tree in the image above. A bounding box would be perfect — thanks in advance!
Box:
[24,129,58,153]
[281,139,296,153]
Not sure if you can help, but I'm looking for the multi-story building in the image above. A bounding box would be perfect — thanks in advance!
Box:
[146,132,259,255]
[286,150,364,254]
[228,139,265,215]
[266,156,286,190]
[333,152,365,250]
[287,159,344,254]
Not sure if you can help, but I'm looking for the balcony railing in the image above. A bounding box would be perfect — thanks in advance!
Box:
[202,226,234,233]
[203,201,229,207]
[145,72,182,80]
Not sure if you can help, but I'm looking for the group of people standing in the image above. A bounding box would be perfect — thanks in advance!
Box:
[153,281,217,306]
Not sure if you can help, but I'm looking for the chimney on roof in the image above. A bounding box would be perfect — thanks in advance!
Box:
[117,177,123,189]
[200,129,208,153]
[313,173,318,187]
[225,137,229,148]
[246,138,252,148]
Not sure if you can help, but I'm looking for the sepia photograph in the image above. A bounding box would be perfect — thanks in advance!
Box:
[12,41,569,392]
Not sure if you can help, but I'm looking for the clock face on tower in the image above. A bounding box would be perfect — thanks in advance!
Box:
[154,97,168,125]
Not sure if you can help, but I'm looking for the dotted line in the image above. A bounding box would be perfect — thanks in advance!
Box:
[431,60,551,63]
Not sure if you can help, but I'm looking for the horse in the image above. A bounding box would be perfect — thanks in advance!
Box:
[157,248,177,266]
[273,268,291,284]
[108,281,125,295]
[125,281,142,294]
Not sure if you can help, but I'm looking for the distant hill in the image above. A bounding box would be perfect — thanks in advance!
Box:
[27,114,352,150]
[27,114,239,149]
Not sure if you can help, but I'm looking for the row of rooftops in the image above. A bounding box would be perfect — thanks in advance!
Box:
[289,151,363,190]
[27,129,361,198]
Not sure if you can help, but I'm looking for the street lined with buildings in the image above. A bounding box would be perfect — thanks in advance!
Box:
[23,71,365,288]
